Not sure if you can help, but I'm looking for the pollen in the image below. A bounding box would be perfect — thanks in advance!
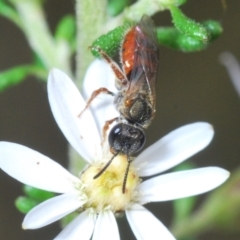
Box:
[80,155,140,213]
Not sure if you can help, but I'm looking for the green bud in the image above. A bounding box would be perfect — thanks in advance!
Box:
[23,185,55,202]
[15,196,39,214]
[91,23,131,58]
[107,0,130,16]
[157,27,207,52]
[157,20,222,52]
[169,5,209,43]
[55,15,76,43]
[202,20,223,41]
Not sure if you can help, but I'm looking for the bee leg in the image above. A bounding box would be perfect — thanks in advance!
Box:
[101,117,118,145]
[90,46,128,87]
[93,151,120,179]
[78,87,114,118]
[122,153,132,194]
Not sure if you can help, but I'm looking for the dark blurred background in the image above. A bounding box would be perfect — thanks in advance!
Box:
[0,0,240,239]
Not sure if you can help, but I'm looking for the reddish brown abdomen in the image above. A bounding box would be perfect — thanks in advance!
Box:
[121,27,137,76]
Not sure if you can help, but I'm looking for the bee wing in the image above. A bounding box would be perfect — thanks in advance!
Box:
[126,15,159,109]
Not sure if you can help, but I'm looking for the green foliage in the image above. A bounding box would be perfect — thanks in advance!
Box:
[0,1,223,92]
[107,0,131,16]
[0,1,22,28]
[157,20,222,52]
[0,65,47,92]
[15,196,39,214]
[91,5,223,58]
[23,185,55,202]
[54,15,76,53]
[173,162,197,222]
[55,15,76,43]
[202,20,223,41]
[173,196,196,222]
[169,5,209,42]
[0,65,31,92]
[15,185,55,214]
[197,168,240,231]
[91,23,131,58]
[157,27,205,51]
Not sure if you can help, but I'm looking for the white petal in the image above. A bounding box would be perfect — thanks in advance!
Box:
[92,210,120,240]
[54,209,96,240]
[138,167,229,204]
[126,204,176,240]
[0,142,80,193]
[220,52,240,96]
[23,191,86,229]
[134,122,214,176]
[83,59,117,97]
[48,68,102,163]
[82,60,119,137]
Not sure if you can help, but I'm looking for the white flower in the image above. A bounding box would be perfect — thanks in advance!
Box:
[0,60,229,240]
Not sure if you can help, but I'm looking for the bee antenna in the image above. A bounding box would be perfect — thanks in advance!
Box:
[93,151,120,179]
[122,152,132,194]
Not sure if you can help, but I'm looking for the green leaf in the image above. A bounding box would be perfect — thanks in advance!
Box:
[0,65,47,92]
[0,2,23,29]
[33,52,45,69]
[91,22,131,58]
[15,196,39,214]
[157,20,223,52]
[23,185,55,202]
[55,15,76,43]
[169,5,209,43]
[0,65,30,92]
[157,27,206,52]
[107,0,131,16]
[15,185,55,214]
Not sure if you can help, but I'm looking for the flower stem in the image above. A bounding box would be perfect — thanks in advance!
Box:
[10,0,72,76]
[75,0,108,88]
[67,0,108,175]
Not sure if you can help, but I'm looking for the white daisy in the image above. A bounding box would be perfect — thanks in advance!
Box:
[0,60,229,240]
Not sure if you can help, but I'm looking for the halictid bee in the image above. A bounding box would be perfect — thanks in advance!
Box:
[80,15,159,193]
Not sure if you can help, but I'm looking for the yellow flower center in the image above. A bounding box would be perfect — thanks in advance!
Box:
[80,154,140,213]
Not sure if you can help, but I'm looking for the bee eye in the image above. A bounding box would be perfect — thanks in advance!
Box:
[108,123,145,155]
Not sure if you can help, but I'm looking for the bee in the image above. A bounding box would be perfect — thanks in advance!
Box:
[81,15,159,193]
